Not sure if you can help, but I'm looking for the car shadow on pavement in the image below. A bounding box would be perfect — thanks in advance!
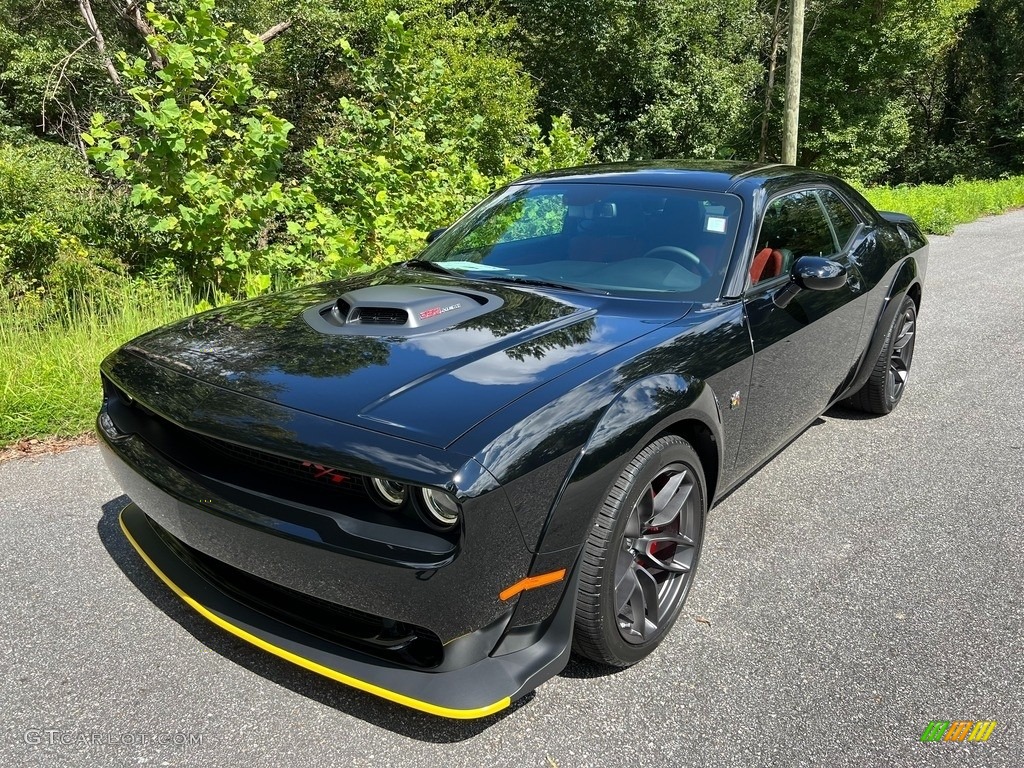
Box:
[558,656,618,679]
[824,405,881,421]
[96,495,528,742]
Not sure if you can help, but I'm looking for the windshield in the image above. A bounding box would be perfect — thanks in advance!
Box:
[419,182,742,300]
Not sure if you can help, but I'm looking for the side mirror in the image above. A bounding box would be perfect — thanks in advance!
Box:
[793,256,847,291]
[426,227,448,244]
[773,256,847,308]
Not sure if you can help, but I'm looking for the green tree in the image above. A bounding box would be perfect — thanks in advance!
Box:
[215,0,539,175]
[84,0,296,293]
[769,0,978,182]
[0,138,134,315]
[303,12,591,271]
[509,0,762,160]
[933,0,1024,179]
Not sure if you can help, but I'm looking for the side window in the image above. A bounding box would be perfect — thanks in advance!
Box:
[750,190,836,285]
[818,189,860,250]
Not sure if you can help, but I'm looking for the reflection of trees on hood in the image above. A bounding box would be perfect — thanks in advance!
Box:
[506,318,595,363]
[457,286,590,362]
[138,280,391,397]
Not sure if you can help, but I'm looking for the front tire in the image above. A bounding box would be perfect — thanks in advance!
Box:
[846,295,918,415]
[573,435,706,667]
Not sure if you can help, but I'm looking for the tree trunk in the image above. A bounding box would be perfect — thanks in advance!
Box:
[759,0,786,162]
[77,0,121,87]
[123,1,165,69]
[782,0,805,165]
[259,20,293,44]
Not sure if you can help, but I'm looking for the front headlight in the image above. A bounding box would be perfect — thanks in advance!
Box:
[418,488,461,529]
[365,476,407,509]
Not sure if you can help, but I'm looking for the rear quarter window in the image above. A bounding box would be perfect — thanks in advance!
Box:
[818,189,860,250]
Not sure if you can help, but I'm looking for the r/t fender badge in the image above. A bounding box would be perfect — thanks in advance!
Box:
[729,391,742,409]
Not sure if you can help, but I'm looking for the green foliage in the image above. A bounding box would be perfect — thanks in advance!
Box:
[84,0,297,293]
[303,12,591,271]
[0,139,130,315]
[0,279,196,444]
[512,0,763,160]
[79,4,583,290]
[932,0,1024,180]
[863,175,1024,235]
[793,0,979,183]
[214,1,539,176]
[0,0,125,147]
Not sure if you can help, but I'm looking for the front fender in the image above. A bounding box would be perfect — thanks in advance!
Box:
[501,375,723,631]
[536,374,723,555]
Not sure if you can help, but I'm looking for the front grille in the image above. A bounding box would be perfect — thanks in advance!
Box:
[193,434,368,498]
[102,376,461,554]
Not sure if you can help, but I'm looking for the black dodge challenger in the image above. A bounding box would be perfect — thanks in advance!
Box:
[98,162,927,718]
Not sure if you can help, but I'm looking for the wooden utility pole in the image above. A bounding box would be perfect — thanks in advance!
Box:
[781,0,805,165]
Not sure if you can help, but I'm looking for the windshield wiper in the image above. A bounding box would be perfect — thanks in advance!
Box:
[481,275,603,294]
[402,259,457,275]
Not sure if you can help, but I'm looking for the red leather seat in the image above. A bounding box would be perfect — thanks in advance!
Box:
[750,247,783,284]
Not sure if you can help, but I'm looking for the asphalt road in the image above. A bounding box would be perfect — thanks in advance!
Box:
[3,210,1023,767]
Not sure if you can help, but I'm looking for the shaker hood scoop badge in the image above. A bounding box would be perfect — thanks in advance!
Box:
[419,303,462,320]
[302,285,502,337]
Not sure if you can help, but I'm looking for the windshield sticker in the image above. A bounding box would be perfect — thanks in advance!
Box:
[437,261,508,272]
[705,215,728,234]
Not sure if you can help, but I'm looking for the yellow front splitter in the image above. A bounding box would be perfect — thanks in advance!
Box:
[118,504,514,719]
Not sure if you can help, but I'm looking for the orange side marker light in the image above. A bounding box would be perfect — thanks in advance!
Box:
[499,569,567,601]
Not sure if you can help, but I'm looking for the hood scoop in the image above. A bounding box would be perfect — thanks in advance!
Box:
[303,284,503,336]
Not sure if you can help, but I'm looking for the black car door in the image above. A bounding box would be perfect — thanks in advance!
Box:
[733,187,869,476]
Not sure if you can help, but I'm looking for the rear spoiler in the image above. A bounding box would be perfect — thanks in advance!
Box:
[879,211,916,227]
[879,210,927,250]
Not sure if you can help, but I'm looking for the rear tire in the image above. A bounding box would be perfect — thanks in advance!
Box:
[845,295,917,415]
[572,435,706,667]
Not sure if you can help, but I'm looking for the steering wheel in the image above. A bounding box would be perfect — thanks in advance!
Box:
[640,246,712,279]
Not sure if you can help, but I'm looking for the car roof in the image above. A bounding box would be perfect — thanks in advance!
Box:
[518,160,833,194]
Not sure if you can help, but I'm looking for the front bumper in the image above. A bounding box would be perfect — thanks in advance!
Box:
[118,503,575,718]
[98,405,577,717]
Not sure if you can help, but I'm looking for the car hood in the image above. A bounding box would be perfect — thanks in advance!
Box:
[123,268,690,447]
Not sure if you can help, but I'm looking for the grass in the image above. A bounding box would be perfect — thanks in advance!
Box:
[862,175,1024,235]
[0,283,195,446]
[3,174,1024,449]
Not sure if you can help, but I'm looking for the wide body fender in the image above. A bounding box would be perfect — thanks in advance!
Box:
[538,375,722,555]
[502,375,724,629]
[842,253,925,401]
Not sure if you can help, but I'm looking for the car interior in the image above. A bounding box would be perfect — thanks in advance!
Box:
[438,186,741,296]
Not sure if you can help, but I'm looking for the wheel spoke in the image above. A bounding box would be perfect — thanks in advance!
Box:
[893,327,913,351]
[647,470,690,528]
[624,500,644,539]
[636,534,693,573]
[634,565,660,638]
[614,555,638,615]
[608,448,705,646]
[888,312,915,399]
[616,563,660,640]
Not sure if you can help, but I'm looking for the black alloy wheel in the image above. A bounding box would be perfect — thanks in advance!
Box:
[846,294,918,415]
[573,435,706,667]
[886,302,917,403]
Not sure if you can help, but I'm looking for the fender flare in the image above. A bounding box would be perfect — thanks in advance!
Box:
[534,373,723,556]
[503,374,724,631]
[844,257,923,398]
